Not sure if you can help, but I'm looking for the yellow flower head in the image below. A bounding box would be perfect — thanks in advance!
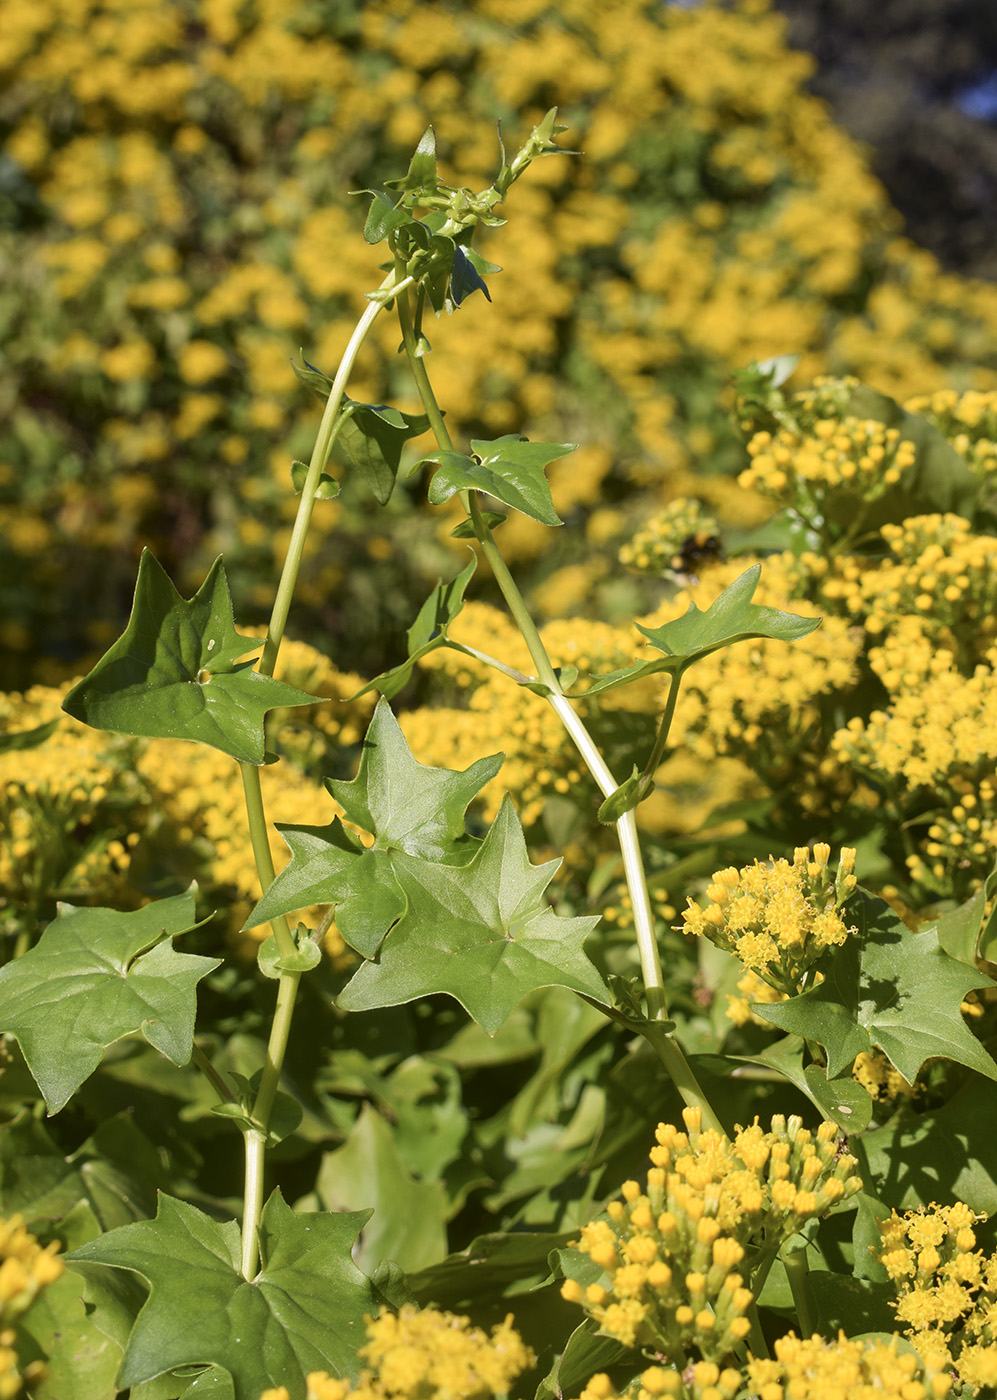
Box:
[682,845,857,994]
[562,1110,860,1366]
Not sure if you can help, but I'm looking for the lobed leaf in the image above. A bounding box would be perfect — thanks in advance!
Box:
[62,550,320,765]
[422,435,574,526]
[338,794,608,1033]
[245,697,502,956]
[0,892,220,1114]
[755,889,997,1083]
[565,565,820,698]
[65,1191,380,1400]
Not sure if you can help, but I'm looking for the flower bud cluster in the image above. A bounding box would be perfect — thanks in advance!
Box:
[739,417,917,508]
[681,844,856,996]
[875,1203,997,1387]
[905,388,997,483]
[560,1110,861,1365]
[573,1362,742,1400]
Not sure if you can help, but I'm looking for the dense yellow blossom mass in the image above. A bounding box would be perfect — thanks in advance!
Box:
[876,1204,997,1388]
[682,845,857,996]
[259,1306,534,1400]
[7,0,997,686]
[560,1109,861,1361]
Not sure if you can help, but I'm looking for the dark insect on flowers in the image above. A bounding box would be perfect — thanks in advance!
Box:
[670,531,724,581]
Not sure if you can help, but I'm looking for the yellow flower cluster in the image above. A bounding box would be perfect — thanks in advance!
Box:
[0,1214,64,1399]
[850,1052,915,1105]
[745,1332,952,1400]
[619,499,722,580]
[905,388,997,482]
[740,419,917,515]
[876,1203,997,1388]
[825,515,997,662]
[259,1305,534,1400]
[832,629,997,898]
[681,845,857,996]
[572,1363,742,1400]
[0,686,142,933]
[560,1109,861,1361]
[574,1335,951,1400]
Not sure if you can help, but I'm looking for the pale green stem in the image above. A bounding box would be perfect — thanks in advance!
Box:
[237,273,404,1281]
[782,1242,818,1337]
[455,644,531,685]
[259,271,403,680]
[241,968,302,1279]
[395,284,725,1135]
[641,669,684,786]
[240,761,295,963]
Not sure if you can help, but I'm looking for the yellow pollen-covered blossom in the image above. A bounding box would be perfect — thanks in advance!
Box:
[683,845,856,996]
[745,1331,952,1400]
[261,1306,534,1400]
[562,1110,860,1365]
[874,1203,997,1381]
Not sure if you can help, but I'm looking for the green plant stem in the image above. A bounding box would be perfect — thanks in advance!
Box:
[240,762,295,963]
[396,289,725,1136]
[192,1043,237,1104]
[259,270,402,680]
[641,670,684,786]
[454,644,531,685]
[782,1242,818,1337]
[242,967,302,1279]
[237,273,405,1282]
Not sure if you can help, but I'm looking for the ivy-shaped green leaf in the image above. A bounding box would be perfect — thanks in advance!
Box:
[421,435,574,526]
[335,398,431,504]
[62,551,320,764]
[564,565,821,698]
[755,890,997,1083]
[350,554,478,700]
[245,698,502,956]
[0,893,220,1114]
[740,1035,874,1134]
[338,794,607,1033]
[65,1191,380,1400]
